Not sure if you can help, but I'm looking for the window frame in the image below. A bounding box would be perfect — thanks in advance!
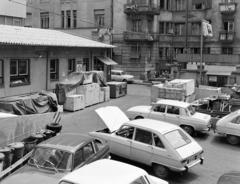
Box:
[68,59,76,75]
[50,59,59,81]
[134,128,153,145]
[66,10,71,28]
[73,10,77,28]
[40,12,49,29]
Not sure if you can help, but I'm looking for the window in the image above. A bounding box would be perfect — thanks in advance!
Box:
[175,0,185,11]
[73,10,77,28]
[73,148,83,168]
[117,125,134,139]
[203,47,211,54]
[191,48,200,54]
[153,104,166,113]
[134,129,152,145]
[147,47,152,61]
[131,177,147,184]
[231,116,240,124]
[166,23,172,34]
[191,23,200,35]
[148,20,152,33]
[0,60,3,85]
[164,129,191,149]
[159,22,164,34]
[61,11,64,28]
[193,3,205,10]
[153,133,165,148]
[175,23,185,35]
[10,59,30,86]
[93,140,100,152]
[50,59,59,81]
[68,59,75,75]
[160,0,165,9]
[66,10,71,28]
[94,9,105,26]
[222,48,233,54]
[166,105,179,114]
[223,20,234,32]
[13,18,21,26]
[82,143,94,161]
[40,12,49,29]
[159,48,164,59]
[133,20,142,32]
[130,45,141,62]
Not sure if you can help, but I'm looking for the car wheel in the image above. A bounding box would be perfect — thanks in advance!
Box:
[181,125,195,136]
[135,116,144,119]
[153,164,170,179]
[46,123,62,132]
[227,135,239,145]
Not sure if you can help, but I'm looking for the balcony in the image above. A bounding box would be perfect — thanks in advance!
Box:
[219,2,237,14]
[124,3,160,15]
[123,32,159,42]
[219,31,235,42]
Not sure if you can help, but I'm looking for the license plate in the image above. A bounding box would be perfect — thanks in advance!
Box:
[188,155,198,163]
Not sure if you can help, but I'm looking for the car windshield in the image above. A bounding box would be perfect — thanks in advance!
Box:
[29,147,72,172]
[187,105,195,116]
[120,71,126,75]
[164,130,191,149]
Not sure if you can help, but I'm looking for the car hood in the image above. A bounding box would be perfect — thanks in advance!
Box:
[192,112,211,123]
[148,175,168,184]
[176,141,203,159]
[2,165,65,184]
[95,106,130,132]
[127,106,152,114]
[122,74,134,79]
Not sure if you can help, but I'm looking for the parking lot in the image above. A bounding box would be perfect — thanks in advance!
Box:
[61,84,240,184]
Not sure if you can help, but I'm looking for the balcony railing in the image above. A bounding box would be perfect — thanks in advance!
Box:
[124,3,160,15]
[219,2,237,14]
[123,32,159,42]
[219,31,235,41]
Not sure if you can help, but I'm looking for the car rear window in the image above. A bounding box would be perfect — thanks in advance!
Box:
[164,130,191,149]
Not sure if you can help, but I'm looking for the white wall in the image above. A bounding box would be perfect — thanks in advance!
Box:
[0,0,26,18]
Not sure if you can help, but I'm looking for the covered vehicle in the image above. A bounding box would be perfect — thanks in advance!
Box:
[59,159,168,184]
[111,70,134,83]
[215,110,240,145]
[217,171,240,184]
[126,99,212,136]
[2,133,110,184]
[89,106,204,179]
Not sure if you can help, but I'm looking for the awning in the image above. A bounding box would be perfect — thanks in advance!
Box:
[96,56,118,65]
[206,71,231,76]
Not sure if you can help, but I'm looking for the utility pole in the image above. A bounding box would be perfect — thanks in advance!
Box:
[185,0,188,53]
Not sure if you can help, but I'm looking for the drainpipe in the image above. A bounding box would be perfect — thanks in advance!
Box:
[46,48,49,91]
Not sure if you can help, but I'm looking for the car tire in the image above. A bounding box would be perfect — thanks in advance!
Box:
[153,164,170,179]
[227,135,239,145]
[46,123,62,132]
[181,125,195,136]
[135,116,144,119]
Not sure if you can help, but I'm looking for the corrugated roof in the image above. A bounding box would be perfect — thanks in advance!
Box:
[0,25,115,48]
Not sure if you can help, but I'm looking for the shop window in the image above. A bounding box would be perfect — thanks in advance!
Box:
[50,59,59,81]
[40,12,49,29]
[10,59,30,86]
[222,48,233,54]
[94,9,105,26]
[0,60,3,85]
[73,10,77,28]
[68,59,76,75]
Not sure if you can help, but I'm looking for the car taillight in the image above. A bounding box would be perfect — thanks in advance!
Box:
[181,159,187,164]
[199,150,204,155]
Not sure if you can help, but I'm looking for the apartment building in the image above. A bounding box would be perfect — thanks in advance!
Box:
[0,0,26,26]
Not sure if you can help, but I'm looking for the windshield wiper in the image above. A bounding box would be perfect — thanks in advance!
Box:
[44,159,58,173]
[30,157,39,169]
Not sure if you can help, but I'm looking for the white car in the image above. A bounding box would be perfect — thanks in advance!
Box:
[111,70,134,83]
[126,99,212,136]
[89,106,204,179]
[215,109,240,145]
[58,159,168,184]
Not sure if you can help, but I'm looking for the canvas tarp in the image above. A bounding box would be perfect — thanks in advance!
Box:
[0,91,58,115]
[55,71,108,105]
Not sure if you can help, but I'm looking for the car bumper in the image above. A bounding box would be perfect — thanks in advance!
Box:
[169,157,204,172]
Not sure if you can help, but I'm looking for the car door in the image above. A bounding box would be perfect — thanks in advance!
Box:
[148,104,166,121]
[164,105,180,126]
[109,125,134,159]
[115,72,122,81]
[131,128,153,164]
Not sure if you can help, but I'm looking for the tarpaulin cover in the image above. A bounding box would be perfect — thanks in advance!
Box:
[0,91,58,115]
[55,71,108,105]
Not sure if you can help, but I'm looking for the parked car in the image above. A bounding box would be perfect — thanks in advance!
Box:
[59,159,168,184]
[111,70,134,83]
[214,110,240,145]
[89,106,204,179]
[126,99,212,136]
[217,171,240,184]
[2,133,110,184]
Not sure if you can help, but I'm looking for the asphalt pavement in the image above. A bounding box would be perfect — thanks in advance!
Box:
[60,84,240,184]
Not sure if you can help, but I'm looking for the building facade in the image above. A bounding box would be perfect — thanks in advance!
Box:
[0,0,26,26]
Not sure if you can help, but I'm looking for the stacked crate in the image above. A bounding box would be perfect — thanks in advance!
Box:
[66,88,77,97]
[107,82,127,98]
[93,83,100,105]
[101,86,110,102]
[76,83,95,107]
[63,94,85,112]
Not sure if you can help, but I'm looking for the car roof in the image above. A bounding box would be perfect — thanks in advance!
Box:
[60,159,147,184]
[38,133,93,153]
[126,119,179,134]
[156,99,190,108]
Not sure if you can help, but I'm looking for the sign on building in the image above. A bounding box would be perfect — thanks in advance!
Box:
[202,20,213,37]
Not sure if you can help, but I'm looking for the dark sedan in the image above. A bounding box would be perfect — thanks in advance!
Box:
[2,133,110,184]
